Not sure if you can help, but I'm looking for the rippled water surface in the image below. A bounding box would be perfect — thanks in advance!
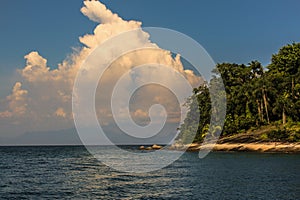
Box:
[0,146,299,199]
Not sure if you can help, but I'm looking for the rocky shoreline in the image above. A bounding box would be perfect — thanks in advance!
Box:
[186,142,300,153]
[140,142,300,153]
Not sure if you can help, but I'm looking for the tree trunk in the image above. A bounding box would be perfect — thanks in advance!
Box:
[282,107,286,125]
[256,99,262,122]
[262,89,270,124]
[260,100,264,122]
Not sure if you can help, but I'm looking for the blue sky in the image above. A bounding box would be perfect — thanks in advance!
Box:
[0,0,299,142]
[0,0,300,96]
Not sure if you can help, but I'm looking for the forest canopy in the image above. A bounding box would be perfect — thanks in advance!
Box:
[179,42,300,143]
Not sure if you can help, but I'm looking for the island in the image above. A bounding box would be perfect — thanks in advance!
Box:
[141,43,300,153]
[179,43,300,153]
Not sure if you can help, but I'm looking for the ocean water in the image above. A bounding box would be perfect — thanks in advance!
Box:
[0,146,299,199]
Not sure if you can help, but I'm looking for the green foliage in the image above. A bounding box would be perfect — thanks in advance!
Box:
[178,42,300,143]
[267,128,290,141]
[267,43,300,123]
[178,85,211,143]
[267,127,300,142]
[260,133,268,141]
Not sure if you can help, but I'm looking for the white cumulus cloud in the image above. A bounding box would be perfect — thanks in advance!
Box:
[0,0,202,136]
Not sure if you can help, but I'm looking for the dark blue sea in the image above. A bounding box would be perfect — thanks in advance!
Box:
[0,146,299,199]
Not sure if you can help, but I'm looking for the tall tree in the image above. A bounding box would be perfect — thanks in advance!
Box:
[267,43,300,125]
[178,42,300,143]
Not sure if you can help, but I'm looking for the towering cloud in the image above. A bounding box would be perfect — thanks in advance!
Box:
[0,0,201,137]
[0,82,28,118]
[81,0,123,24]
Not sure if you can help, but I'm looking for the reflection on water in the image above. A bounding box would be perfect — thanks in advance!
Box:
[0,146,299,199]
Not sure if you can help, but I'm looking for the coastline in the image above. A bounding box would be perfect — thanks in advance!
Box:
[172,126,300,153]
[169,142,300,153]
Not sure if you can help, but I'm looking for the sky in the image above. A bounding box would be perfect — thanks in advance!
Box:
[0,0,299,143]
[1,0,300,96]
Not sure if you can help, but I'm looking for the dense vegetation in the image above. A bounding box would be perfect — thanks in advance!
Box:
[179,43,300,143]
